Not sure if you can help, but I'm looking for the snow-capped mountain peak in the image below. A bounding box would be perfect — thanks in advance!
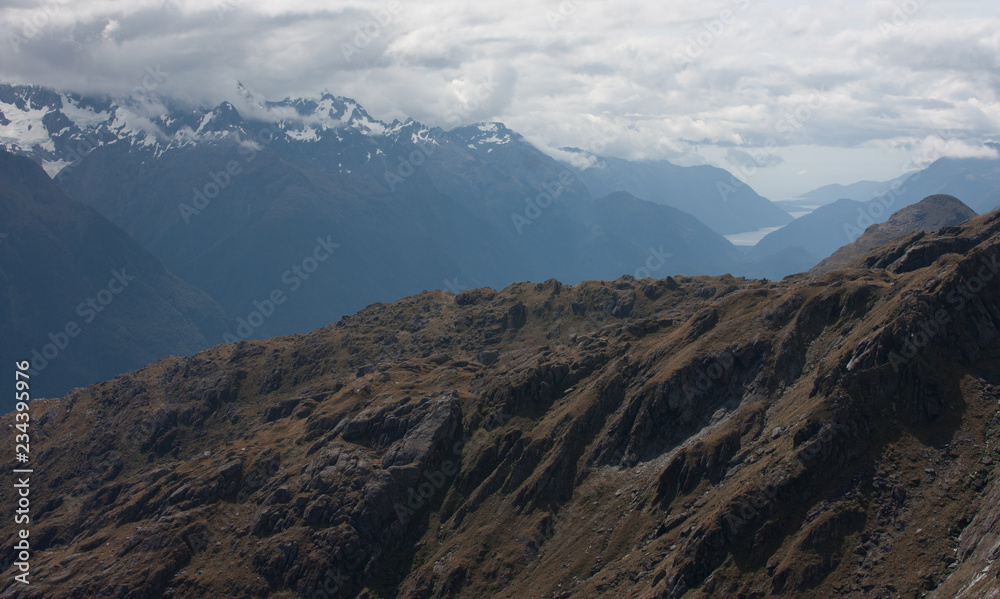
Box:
[451,121,516,150]
[0,82,516,178]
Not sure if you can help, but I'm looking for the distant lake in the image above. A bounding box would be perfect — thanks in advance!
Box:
[776,200,821,219]
[723,201,818,246]
[724,226,783,246]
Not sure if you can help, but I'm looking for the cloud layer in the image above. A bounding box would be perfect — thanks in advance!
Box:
[1,0,998,197]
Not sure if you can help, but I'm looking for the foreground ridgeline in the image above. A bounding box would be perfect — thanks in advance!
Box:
[3,210,1000,597]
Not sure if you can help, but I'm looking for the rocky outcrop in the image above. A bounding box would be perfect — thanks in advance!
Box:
[812,194,977,275]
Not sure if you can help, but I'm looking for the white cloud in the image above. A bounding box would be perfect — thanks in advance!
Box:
[101,18,120,41]
[0,0,997,195]
[879,135,1000,170]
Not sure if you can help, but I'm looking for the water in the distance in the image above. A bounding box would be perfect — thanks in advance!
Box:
[724,226,784,246]
[723,200,818,246]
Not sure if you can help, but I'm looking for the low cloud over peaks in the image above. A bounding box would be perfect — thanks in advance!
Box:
[1,0,997,196]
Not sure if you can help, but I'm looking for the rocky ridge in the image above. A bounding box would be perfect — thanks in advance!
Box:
[811,194,977,275]
[2,211,1000,597]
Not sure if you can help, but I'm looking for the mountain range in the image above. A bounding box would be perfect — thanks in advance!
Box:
[3,82,998,398]
[561,151,793,235]
[3,203,1000,598]
[0,84,758,343]
[751,148,1000,277]
[3,78,1000,599]
[794,173,916,206]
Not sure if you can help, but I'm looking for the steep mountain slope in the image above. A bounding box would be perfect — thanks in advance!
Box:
[0,149,230,403]
[3,209,1000,598]
[811,194,977,274]
[564,152,793,235]
[0,84,745,339]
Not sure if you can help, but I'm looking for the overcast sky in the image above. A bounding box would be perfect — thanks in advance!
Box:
[1,0,997,199]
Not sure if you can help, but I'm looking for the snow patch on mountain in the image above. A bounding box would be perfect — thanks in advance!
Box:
[251,94,390,140]
[475,122,511,145]
[0,100,55,151]
[0,83,518,174]
[411,128,439,145]
[287,126,320,142]
[58,95,111,129]
[108,107,162,148]
[42,159,71,177]
[194,112,214,135]
[454,122,513,149]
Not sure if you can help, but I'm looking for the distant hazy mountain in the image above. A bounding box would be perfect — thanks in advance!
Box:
[0,84,745,340]
[797,173,914,205]
[562,151,793,235]
[800,149,1000,215]
[811,194,977,274]
[751,149,1000,278]
[750,198,865,263]
[892,147,1000,214]
[0,149,229,402]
